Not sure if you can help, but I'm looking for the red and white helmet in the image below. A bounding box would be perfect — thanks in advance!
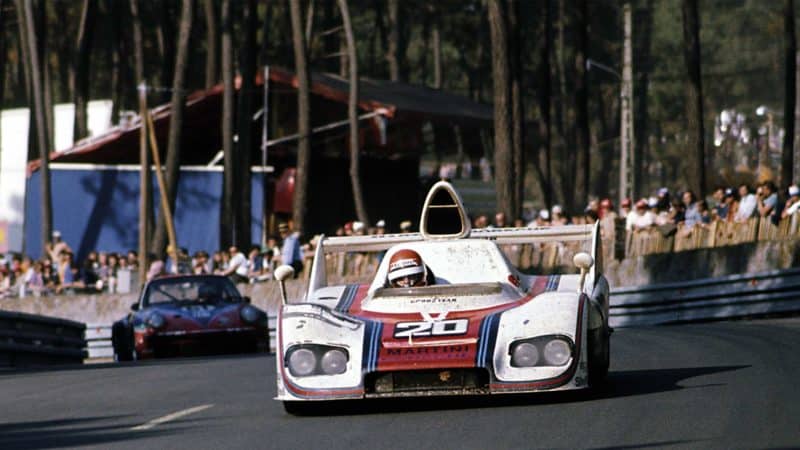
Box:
[387,249,427,287]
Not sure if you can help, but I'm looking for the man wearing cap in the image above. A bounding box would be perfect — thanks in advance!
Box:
[782,185,800,219]
[279,222,304,277]
[399,220,412,233]
[46,230,72,263]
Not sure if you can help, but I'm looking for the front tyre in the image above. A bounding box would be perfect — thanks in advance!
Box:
[283,401,314,416]
[587,326,610,387]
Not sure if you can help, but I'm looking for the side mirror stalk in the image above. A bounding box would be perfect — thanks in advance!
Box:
[274,265,296,305]
[573,252,594,293]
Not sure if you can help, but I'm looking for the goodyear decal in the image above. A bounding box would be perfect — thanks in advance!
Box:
[361,320,383,373]
[335,284,360,313]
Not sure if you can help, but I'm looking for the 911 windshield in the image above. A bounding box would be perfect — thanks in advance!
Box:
[144,277,242,305]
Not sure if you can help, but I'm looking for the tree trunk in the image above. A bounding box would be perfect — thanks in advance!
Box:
[487,0,514,219]
[156,0,176,103]
[681,0,706,197]
[508,0,524,218]
[536,0,554,211]
[784,0,796,187]
[432,16,442,89]
[386,0,399,81]
[131,0,152,281]
[22,0,53,253]
[289,0,311,236]
[634,0,654,197]
[203,0,218,89]
[555,0,572,211]
[339,0,369,226]
[72,0,96,141]
[153,0,193,257]
[574,0,590,204]
[109,0,123,124]
[38,2,53,150]
[220,0,235,248]
[235,0,257,248]
[0,0,6,114]
[14,0,36,162]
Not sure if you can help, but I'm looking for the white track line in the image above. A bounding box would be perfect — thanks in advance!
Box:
[131,404,214,431]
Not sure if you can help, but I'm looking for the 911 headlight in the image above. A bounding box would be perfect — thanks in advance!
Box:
[240,305,261,324]
[285,345,350,377]
[147,313,166,329]
[510,336,573,367]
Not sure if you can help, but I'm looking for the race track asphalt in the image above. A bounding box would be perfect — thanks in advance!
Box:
[1,318,799,450]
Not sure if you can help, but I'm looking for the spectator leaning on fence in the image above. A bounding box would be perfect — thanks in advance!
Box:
[782,185,800,218]
[756,181,781,224]
[279,222,304,277]
[736,184,757,221]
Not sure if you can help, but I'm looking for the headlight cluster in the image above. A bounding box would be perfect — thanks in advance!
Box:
[146,312,166,329]
[239,305,266,325]
[285,345,349,377]
[510,336,573,367]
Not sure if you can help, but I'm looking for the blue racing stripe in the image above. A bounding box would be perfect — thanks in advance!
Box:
[476,314,500,367]
[335,284,358,312]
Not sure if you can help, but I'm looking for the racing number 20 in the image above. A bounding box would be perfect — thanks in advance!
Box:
[394,319,469,338]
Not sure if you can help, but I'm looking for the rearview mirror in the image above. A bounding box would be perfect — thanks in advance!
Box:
[274,265,295,305]
[573,252,594,292]
[274,265,295,282]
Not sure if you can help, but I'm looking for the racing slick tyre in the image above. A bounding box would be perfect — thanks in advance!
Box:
[587,326,610,388]
[283,401,315,416]
[111,323,134,362]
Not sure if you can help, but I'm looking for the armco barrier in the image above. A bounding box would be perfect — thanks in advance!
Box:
[610,267,800,327]
[0,311,87,366]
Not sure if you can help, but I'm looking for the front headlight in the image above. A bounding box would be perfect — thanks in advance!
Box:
[147,313,166,329]
[240,305,261,324]
[285,345,350,377]
[288,348,317,376]
[543,339,572,366]
[320,349,348,375]
[510,335,573,367]
[511,342,539,367]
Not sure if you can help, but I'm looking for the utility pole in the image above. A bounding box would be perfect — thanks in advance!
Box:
[620,1,635,205]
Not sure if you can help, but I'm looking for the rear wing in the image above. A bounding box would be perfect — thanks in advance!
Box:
[307,223,600,297]
[306,181,600,297]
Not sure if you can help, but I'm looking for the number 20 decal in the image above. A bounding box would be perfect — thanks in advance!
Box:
[394,319,469,338]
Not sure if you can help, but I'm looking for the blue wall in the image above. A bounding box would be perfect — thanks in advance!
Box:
[25,168,265,262]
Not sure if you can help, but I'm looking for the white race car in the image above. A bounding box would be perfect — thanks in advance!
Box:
[274,181,611,413]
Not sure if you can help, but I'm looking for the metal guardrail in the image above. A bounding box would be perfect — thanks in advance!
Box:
[0,311,87,367]
[610,267,800,327]
[86,316,278,360]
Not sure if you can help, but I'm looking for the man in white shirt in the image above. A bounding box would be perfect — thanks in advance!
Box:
[222,246,249,284]
[735,184,757,222]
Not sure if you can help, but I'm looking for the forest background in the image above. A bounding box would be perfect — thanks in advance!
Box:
[0,0,797,252]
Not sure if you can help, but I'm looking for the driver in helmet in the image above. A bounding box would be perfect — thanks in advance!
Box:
[387,249,430,288]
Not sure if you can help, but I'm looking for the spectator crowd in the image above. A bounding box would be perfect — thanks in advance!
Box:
[4,180,800,299]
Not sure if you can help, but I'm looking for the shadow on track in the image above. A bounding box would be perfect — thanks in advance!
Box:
[0,353,271,378]
[0,415,189,450]
[283,365,749,417]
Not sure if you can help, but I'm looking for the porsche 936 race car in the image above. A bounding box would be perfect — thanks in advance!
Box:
[274,181,610,412]
[112,274,269,360]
